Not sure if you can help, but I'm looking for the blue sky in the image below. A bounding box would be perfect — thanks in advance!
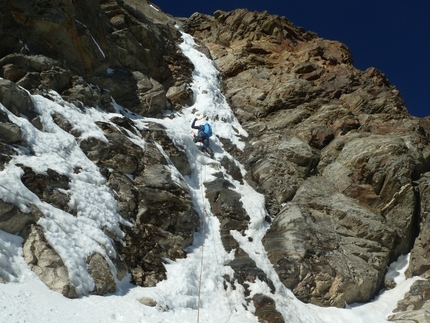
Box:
[153,0,429,118]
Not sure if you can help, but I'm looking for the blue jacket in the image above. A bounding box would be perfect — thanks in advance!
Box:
[191,118,210,150]
[191,118,207,139]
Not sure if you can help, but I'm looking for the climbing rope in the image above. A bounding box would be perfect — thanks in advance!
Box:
[195,156,241,322]
[196,161,207,323]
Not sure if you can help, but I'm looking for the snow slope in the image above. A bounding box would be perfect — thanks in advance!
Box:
[0,31,418,323]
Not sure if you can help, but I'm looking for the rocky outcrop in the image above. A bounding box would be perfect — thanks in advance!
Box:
[0,0,198,295]
[21,166,72,213]
[87,252,117,295]
[253,294,285,323]
[0,78,36,118]
[264,177,396,307]
[23,224,118,297]
[185,8,430,313]
[388,279,430,322]
[406,172,430,279]
[0,200,42,236]
[79,117,200,287]
[23,225,79,298]
[0,0,194,115]
[203,170,278,315]
[205,177,248,251]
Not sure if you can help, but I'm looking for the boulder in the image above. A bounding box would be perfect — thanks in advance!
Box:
[134,163,197,246]
[23,225,119,297]
[20,167,72,213]
[0,120,21,143]
[87,253,116,295]
[253,294,285,323]
[0,79,35,118]
[0,200,42,235]
[138,296,157,307]
[23,225,79,298]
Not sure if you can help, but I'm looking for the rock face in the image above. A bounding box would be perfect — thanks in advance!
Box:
[0,0,198,296]
[406,173,430,279]
[23,225,79,298]
[0,2,430,322]
[264,177,396,306]
[110,122,199,287]
[0,200,41,235]
[0,0,194,114]
[73,115,200,287]
[184,7,430,315]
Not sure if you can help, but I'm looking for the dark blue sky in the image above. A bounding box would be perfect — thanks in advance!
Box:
[153,0,429,118]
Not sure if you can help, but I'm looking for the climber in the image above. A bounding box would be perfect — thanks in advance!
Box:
[191,115,214,158]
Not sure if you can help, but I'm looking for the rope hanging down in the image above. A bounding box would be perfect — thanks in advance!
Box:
[196,162,207,323]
